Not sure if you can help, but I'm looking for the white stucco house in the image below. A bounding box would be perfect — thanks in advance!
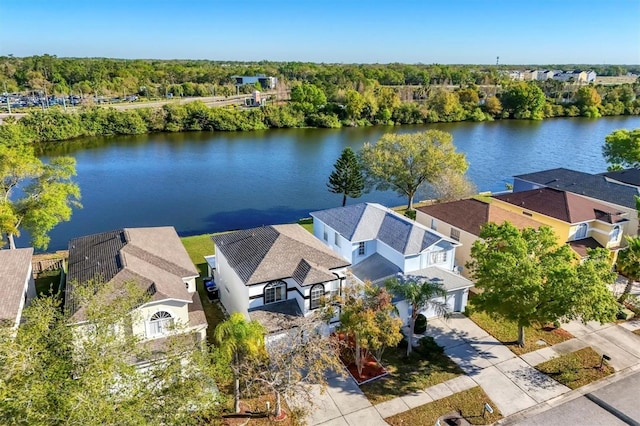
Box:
[310,203,473,323]
[66,227,208,350]
[0,247,36,329]
[210,224,351,334]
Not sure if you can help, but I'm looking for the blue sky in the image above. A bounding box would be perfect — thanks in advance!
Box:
[1,0,639,64]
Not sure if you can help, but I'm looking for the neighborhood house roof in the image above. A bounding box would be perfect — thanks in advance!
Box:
[0,248,33,325]
[568,237,604,258]
[493,188,628,224]
[514,168,638,209]
[310,203,453,255]
[66,227,198,321]
[212,224,350,286]
[601,168,640,187]
[417,198,543,236]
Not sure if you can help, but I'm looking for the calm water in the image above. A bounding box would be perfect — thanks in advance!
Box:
[30,116,640,251]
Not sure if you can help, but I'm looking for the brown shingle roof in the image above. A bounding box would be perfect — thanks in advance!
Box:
[212,224,350,286]
[568,237,604,258]
[0,248,33,325]
[493,188,627,224]
[417,199,542,236]
[66,227,198,321]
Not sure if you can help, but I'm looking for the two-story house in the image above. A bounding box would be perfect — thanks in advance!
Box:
[66,227,207,346]
[416,198,543,278]
[310,203,473,320]
[211,224,350,334]
[0,248,36,329]
[492,188,630,262]
[513,168,639,236]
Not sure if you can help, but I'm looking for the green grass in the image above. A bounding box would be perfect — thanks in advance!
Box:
[361,345,463,405]
[385,386,502,425]
[35,270,62,297]
[467,310,573,355]
[180,234,216,265]
[536,347,614,389]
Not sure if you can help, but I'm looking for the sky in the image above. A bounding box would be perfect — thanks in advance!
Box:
[1,0,639,64]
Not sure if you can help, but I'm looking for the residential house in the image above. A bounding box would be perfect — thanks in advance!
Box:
[310,203,473,321]
[537,70,556,80]
[416,199,543,278]
[0,248,35,329]
[523,70,538,81]
[492,188,630,261]
[601,168,640,189]
[586,70,597,83]
[66,227,207,345]
[211,224,350,334]
[513,168,639,235]
[554,70,588,83]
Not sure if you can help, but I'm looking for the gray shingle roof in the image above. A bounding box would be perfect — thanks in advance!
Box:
[0,248,33,325]
[248,299,303,334]
[212,224,350,286]
[514,168,638,209]
[601,168,640,187]
[66,227,198,320]
[310,203,449,255]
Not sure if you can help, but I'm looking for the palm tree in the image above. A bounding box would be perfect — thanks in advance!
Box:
[213,313,266,413]
[617,236,640,302]
[385,274,450,357]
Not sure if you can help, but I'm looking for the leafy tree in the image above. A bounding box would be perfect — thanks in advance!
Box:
[602,128,640,169]
[330,280,402,377]
[430,169,477,202]
[616,236,640,301]
[484,95,503,116]
[244,314,343,419]
[575,86,602,117]
[290,83,326,113]
[327,147,364,206]
[344,89,366,121]
[0,281,220,425]
[0,136,81,249]
[501,82,546,120]
[466,222,618,347]
[360,130,468,210]
[213,312,266,413]
[385,275,449,357]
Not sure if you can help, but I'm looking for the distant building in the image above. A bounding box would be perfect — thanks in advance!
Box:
[554,70,588,83]
[522,70,538,81]
[232,75,278,89]
[537,70,556,80]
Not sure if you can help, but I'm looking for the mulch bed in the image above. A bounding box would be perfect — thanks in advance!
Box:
[334,332,388,384]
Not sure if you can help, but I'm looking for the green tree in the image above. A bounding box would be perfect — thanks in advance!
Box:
[327,147,364,206]
[360,130,468,210]
[501,82,546,120]
[0,281,220,425]
[214,312,266,414]
[466,222,618,347]
[344,89,366,121]
[484,95,503,116]
[385,275,449,357]
[616,236,640,301]
[330,280,402,377]
[602,128,640,169]
[575,86,602,117]
[0,137,81,249]
[290,83,326,113]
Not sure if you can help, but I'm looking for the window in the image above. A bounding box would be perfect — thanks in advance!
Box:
[334,232,341,247]
[323,224,328,241]
[610,225,621,243]
[431,218,437,231]
[310,284,324,310]
[358,241,365,256]
[430,251,447,264]
[575,223,588,240]
[264,280,286,304]
[450,228,460,241]
[148,311,174,337]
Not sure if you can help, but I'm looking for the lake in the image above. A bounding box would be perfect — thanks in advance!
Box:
[31,116,640,251]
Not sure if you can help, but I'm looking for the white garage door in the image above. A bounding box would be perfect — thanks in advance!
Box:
[419,291,459,318]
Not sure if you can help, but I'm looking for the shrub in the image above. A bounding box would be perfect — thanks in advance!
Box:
[413,336,444,357]
[414,314,427,334]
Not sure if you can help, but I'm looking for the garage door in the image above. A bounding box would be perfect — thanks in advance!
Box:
[418,291,459,318]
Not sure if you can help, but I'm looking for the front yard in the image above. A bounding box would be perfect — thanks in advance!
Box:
[361,339,463,405]
[467,310,573,355]
[536,347,614,389]
[384,386,502,425]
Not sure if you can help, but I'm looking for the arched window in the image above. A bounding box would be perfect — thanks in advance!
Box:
[264,280,286,304]
[310,284,324,310]
[575,223,588,240]
[610,225,621,243]
[148,311,174,337]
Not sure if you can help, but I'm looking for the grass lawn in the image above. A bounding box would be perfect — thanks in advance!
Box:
[35,270,62,297]
[467,310,573,355]
[385,386,502,425]
[536,347,614,389]
[361,345,463,405]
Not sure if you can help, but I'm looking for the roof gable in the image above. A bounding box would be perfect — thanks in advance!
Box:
[601,168,640,187]
[514,168,638,209]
